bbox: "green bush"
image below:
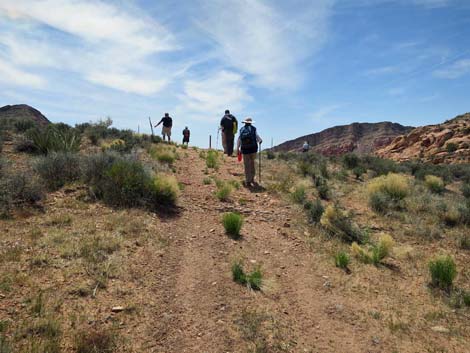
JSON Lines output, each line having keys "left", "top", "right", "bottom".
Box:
{"left": 203, "top": 177, "right": 212, "bottom": 185}
{"left": 14, "top": 118, "right": 36, "bottom": 133}
{"left": 216, "top": 183, "right": 232, "bottom": 202}
{"left": 369, "top": 191, "right": 393, "bottom": 214}
{"left": 429, "top": 255, "right": 457, "bottom": 290}
{"left": 81, "top": 153, "right": 178, "bottom": 210}
{"left": 351, "top": 234, "right": 394, "bottom": 266}
{"left": 222, "top": 212, "right": 243, "bottom": 238}
{"left": 14, "top": 136, "right": 38, "bottom": 153}
{"left": 231, "top": 261, "right": 262, "bottom": 290}
{"left": 206, "top": 150, "right": 219, "bottom": 169}
{"left": 27, "top": 127, "right": 81, "bottom": 155}
{"left": 266, "top": 150, "right": 275, "bottom": 159}
{"left": 149, "top": 144, "right": 177, "bottom": 164}
{"left": 424, "top": 175, "right": 445, "bottom": 194}
{"left": 461, "top": 183, "right": 470, "bottom": 199}
{"left": 458, "top": 234, "right": 470, "bottom": 250}
{"left": 33, "top": 152, "right": 81, "bottom": 190}
{"left": 458, "top": 202, "right": 470, "bottom": 225}
{"left": 334, "top": 251, "right": 350, "bottom": 269}
{"left": 320, "top": 205, "right": 365, "bottom": 243}
{"left": 367, "top": 173, "right": 409, "bottom": 213}
{"left": 353, "top": 166, "right": 367, "bottom": 180}
{"left": 291, "top": 183, "right": 307, "bottom": 204}
{"left": 0, "top": 164, "right": 44, "bottom": 217}
{"left": 362, "top": 156, "right": 398, "bottom": 176}
{"left": 316, "top": 182, "right": 330, "bottom": 200}
{"left": 446, "top": 142, "right": 458, "bottom": 153}
{"left": 307, "top": 199, "right": 324, "bottom": 223}
{"left": 342, "top": 153, "right": 360, "bottom": 169}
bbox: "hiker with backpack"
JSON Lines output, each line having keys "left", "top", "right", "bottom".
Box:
{"left": 237, "top": 117, "right": 262, "bottom": 187}
{"left": 220, "top": 109, "right": 238, "bottom": 156}
{"left": 155, "top": 113, "right": 173, "bottom": 142}
{"left": 182, "top": 126, "right": 190, "bottom": 145}
{"left": 302, "top": 141, "right": 310, "bottom": 153}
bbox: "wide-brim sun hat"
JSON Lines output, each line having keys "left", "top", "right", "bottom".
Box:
{"left": 243, "top": 117, "right": 255, "bottom": 124}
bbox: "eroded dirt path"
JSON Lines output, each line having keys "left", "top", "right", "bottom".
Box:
{"left": 133, "top": 149, "right": 391, "bottom": 353}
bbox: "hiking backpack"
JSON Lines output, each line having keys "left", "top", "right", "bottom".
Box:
{"left": 240, "top": 125, "right": 257, "bottom": 150}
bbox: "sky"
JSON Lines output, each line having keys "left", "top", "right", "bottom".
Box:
{"left": 1, "top": 0, "right": 469, "bottom": 147}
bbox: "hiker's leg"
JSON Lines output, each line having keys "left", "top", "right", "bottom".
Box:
{"left": 222, "top": 133, "right": 227, "bottom": 154}
{"left": 243, "top": 153, "right": 251, "bottom": 183}
{"left": 227, "top": 134, "right": 234, "bottom": 156}
{"left": 248, "top": 153, "right": 256, "bottom": 183}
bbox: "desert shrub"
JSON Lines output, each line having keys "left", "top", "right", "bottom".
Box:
{"left": 351, "top": 233, "right": 394, "bottom": 266}
{"left": 14, "top": 136, "right": 37, "bottom": 153}
{"left": 316, "top": 181, "right": 330, "bottom": 200}
{"left": 429, "top": 255, "right": 457, "bottom": 291}
{"left": 266, "top": 150, "right": 275, "bottom": 159}
{"left": 362, "top": 156, "right": 398, "bottom": 176}
{"left": 14, "top": 118, "right": 36, "bottom": 133}
{"left": 342, "top": 153, "right": 360, "bottom": 169}
{"left": 459, "top": 234, "right": 470, "bottom": 250}
{"left": 75, "top": 328, "right": 116, "bottom": 353}
{"left": 291, "top": 183, "right": 307, "bottom": 204}
{"left": 149, "top": 144, "right": 177, "bottom": 165}
{"left": 216, "top": 183, "right": 233, "bottom": 202}
{"left": 334, "top": 251, "right": 350, "bottom": 269}
{"left": 0, "top": 165, "right": 44, "bottom": 217}
{"left": 203, "top": 177, "right": 212, "bottom": 185}
{"left": 320, "top": 205, "right": 365, "bottom": 243}
{"left": 231, "top": 261, "right": 262, "bottom": 290}
{"left": 458, "top": 202, "right": 470, "bottom": 225}
{"left": 27, "top": 127, "right": 81, "bottom": 155}
{"left": 367, "top": 173, "right": 409, "bottom": 213}
{"left": 222, "top": 212, "right": 243, "bottom": 238}
{"left": 206, "top": 150, "right": 219, "bottom": 169}
{"left": 33, "top": 152, "right": 81, "bottom": 190}
{"left": 353, "top": 166, "right": 367, "bottom": 180}
{"left": 151, "top": 174, "right": 180, "bottom": 206}
{"left": 424, "top": 175, "right": 445, "bottom": 194}
{"left": 446, "top": 142, "right": 458, "bottom": 153}
{"left": 101, "top": 139, "right": 127, "bottom": 153}
{"left": 441, "top": 207, "right": 460, "bottom": 227}
{"left": 461, "top": 183, "right": 470, "bottom": 199}
{"left": 82, "top": 154, "right": 177, "bottom": 210}
{"left": 307, "top": 199, "right": 324, "bottom": 223}
{"left": 449, "top": 289, "right": 470, "bottom": 309}
{"left": 83, "top": 117, "right": 113, "bottom": 145}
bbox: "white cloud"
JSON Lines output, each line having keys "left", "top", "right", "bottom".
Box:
{"left": 197, "top": 0, "right": 333, "bottom": 89}
{"left": 177, "top": 71, "right": 251, "bottom": 122}
{"left": 0, "top": 57, "right": 45, "bottom": 88}
{"left": 0, "top": 0, "right": 177, "bottom": 94}
{"left": 433, "top": 59, "right": 470, "bottom": 79}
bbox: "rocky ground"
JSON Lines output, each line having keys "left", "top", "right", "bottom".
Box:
{"left": 0, "top": 146, "right": 469, "bottom": 352}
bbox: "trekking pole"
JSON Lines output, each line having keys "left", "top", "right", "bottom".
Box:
{"left": 259, "top": 142, "right": 262, "bottom": 184}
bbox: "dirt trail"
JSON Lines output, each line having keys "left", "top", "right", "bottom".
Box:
{"left": 131, "top": 149, "right": 387, "bottom": 353}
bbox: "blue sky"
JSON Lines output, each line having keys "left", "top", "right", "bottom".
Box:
{"left": 1, "top": 0, "right": 469, "bottom": 147}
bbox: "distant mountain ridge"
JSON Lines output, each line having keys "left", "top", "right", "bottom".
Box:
{"left": 273, "top": 122, "right": 413, "bottom": 156}
{"left": 377, "top": 113, "right": 470, "bottom": 164}
{"left": 0, "top": 104, "right": 50, "bottom": 126}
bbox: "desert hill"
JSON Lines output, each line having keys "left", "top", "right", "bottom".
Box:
{"left": 377, "top": 113, "right": 470, "bottom": 164}
{"left": 0, "top": 104, "right": 50, "bottom": 126}
{"left": 273, "top": 122, "right": 413, "bottom": 156}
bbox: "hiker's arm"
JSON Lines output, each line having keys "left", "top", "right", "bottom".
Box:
{"left": 256, "top": 133, "right": 263, "bottom": 144}
{"left": 154, "top": 118, "right": 163, "bottom": 127}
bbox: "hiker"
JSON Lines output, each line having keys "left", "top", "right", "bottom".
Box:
{"left": 302, "top": 141, "right": 310, "bottom": 153}
{"left": 237, "top": 117, "right": 262, "bottom": 186}
{"left": 182, "top": 126, "right": 190, "bottom": 145}
{"left": 220, "top": 109, "right": 238, "bottom": 156}
{"left": 155, "top": 113, "right": 173, "bottom": 142}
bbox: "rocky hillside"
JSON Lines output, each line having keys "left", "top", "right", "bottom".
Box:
{"left": 0, "top": 104, "right": 50, "bottom": 126}
{"left": 273, "top": 122, "right": 413, "bottom": 156}
{"left": 377, "top": 113, "right": 470, "bottom": 164}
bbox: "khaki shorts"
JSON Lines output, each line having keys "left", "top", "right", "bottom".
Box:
{"left": 162, "top": 126, "right": 172, "bottom": 136}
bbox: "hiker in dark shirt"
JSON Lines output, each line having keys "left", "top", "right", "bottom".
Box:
{"left": 155, "top": 113, "right": 173, "bottom": 142}
{"left": 182, "top": 126, "right": 190, "bottom": 145}
{"left": 220, "top": 109, "right": 238, "bottom": 156}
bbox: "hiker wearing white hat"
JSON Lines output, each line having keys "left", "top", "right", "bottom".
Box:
{"left": 237, "top": 117, "right": 263, "bottom": 186}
